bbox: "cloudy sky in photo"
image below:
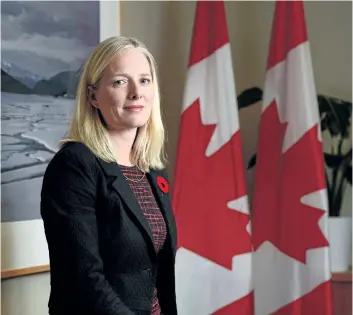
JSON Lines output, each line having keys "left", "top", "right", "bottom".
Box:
{"left": 1, "top": 1, "right": 99, "bottom": 78}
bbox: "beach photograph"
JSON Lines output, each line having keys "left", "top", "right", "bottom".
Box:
{"left": 1, "top": 1, "right": 100, "bottom": 223}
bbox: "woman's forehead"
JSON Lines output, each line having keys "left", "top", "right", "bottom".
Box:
{"left": 105, "top": 49, "right": 151, "bottom": 75}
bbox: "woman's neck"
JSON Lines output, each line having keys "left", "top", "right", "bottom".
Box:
{"left": 108, "top": 128, "right": 137, "bottom": 166}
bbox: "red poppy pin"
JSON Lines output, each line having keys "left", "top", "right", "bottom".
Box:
{"left": 157, "top": 176, "right": 169, "bottom": 193}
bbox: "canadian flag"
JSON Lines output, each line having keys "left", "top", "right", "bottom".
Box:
{"left": 251, "top": 1, "right": 333, "bottom": 315}
{"left": 172, "top": 1, "right": 253, "bottom": 314}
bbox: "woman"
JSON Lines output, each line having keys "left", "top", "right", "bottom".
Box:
{"left": 40, "top": 36, "right": 178, "bottom": 315}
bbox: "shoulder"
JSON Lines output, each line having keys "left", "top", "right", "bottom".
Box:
{"left": 52, "top": 141, "right": 96, "bottom": 165}
{"left": 45, "top": 142, "right": 98, "bottom": 177}
{"left": 58, "top": 141, "right": 96, "bottom": 160}
{"left": 42, "top": 142, "right": 99, "bottom": 195}
{"left": 151, "top": 167, "right": 170, "bottom": 182}
{"left": 160, "top": 168, "right": 169, "bottom": 180}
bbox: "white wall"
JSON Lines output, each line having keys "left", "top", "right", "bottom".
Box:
{"left": 2, "top": 2, "right": 351, "bottom": 315}
{"left": 1, "top": 272, "right": 50, "bottom": 315}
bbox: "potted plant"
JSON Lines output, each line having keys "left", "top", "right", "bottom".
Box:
{"left": 238, "top": 87, "right": 352, "bottom": 272}
{"left": 317, "top": 94, "right": 352, "bottom": 272}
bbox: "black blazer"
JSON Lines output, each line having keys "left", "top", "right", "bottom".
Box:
{"left": 40, "top": 142, "right": 178, "bottom": 315}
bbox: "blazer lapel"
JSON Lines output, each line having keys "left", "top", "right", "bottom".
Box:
{"left": 146, "top": 170, "right": 177, "bottom": 254}
{"left": 97, "top": 159, "right": 155, "bottom": 253}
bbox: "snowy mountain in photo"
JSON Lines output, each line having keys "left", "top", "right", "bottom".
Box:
{"left": 1, "top": 62, "right": 82, "bottom": 98}
{"left": 1, "top": 60, "right": 43, "bottom": 88}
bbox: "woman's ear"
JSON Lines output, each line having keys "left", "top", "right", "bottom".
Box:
{"left": 87, "top": 86, "right": 99, "bottom": 109}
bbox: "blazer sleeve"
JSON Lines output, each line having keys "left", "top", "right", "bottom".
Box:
{"left": 40, "top": 146, "right": 134, "bottom": 315}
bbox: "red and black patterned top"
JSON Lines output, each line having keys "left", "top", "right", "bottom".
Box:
{"left": 119, "top": 165, "right": 167, "bottom": 315}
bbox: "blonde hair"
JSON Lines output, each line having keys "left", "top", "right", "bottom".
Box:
{"left": 61, "top": 36, "right": 166, "bottom": 172}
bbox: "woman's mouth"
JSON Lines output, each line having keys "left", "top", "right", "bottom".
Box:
{"left": 124, "top": 105, "right": 144, "bottom": 112}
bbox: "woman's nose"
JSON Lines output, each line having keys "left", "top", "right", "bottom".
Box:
{"left": 129, "top": 92, "right": 142, "bottom": 100}
{"left": 128, "top": 81, "right": 142, "bottom": 100}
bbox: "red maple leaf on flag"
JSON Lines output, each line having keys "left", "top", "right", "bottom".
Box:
{"left": 213, "top": 292, "right": 254, "bottom": 315}
{"left": 173, "top": 100, "right": 250, "bottom": 270}
{"left": 252, "top": 100, "right": 329, "bottom": 263}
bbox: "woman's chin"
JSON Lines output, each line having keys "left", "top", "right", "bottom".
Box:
{"left": 124, "top": 118, "right": 149, "bottom": 129}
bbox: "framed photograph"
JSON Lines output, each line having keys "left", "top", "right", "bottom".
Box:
{"left": 1, "top": 0, "right": 120, "bottom": 278}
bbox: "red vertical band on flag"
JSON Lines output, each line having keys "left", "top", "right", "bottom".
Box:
{"left": 272, "top": 281, "right": 333, "bottom": 315}
{"left": 189, "top": 1, "right": 229, "bottom": 66}
{"left": 214, "top": 292, "right": 254, "bottom": 315}
{"left": 267, "top": 1, "right": 308, "bottom": 69}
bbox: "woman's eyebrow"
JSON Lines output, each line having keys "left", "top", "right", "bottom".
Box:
{"left": 112, "top": 73, "right": 152, "bottom": 77}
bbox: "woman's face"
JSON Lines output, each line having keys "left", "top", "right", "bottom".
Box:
{"left": 91, "top": 48, "right": 155, "bottom": 132}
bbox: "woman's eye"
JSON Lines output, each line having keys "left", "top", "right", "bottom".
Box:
{"left": 114, "top": 80, "right": 125, "bottom": 86}
{"left": 141, "top": 78, "right": 151, "bottom": 85}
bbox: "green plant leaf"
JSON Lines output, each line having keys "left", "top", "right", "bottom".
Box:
{"left": 318, "top": 94, "right": 352, "bottom": 138}
{"left": 324, "top": 153, "right": 344, "bottom": 168}
{"left": 237, "top": 87, "right": 263, "bottom": 110}
{"left": 345, "top": 166, "right": 352, "bottom": 185}
{"left": 247, "top": 154, "right": 257, "bottom": 169}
